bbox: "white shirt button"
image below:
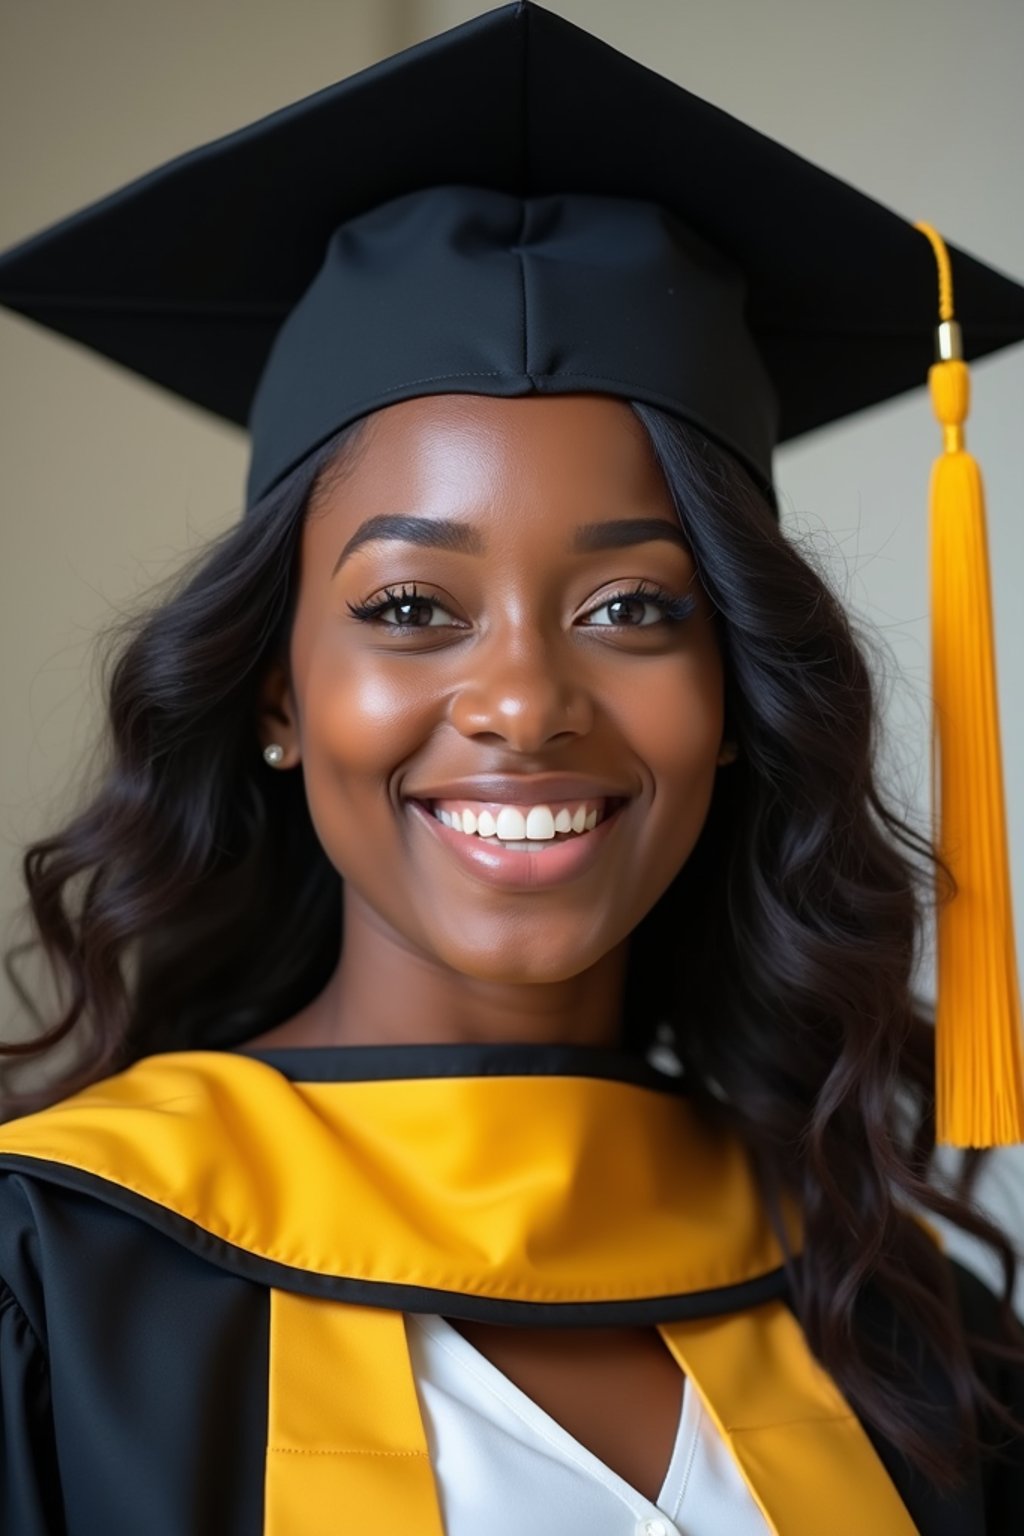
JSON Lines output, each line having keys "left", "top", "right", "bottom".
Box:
{"left": 635, "top": 1520, "right": 669, "bottom": 1536}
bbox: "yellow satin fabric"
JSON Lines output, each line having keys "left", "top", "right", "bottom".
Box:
{"left": 265, "top": 1292, "right": 444, "bottom": 1536}
{"left": 0, "top": 1050, "right": 796, "bottom": 1300}
{"left": 659, "top": 1305, "right": 919, "bottom": 1535}
{"left": 264, "top": 1292, "right": 918, "bottom": 1536}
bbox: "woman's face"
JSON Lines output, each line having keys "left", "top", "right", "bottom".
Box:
{"left": 260, "top": 394, "right": 733, "bottom": 988}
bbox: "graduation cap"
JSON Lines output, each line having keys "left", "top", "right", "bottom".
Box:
{"left": 1, "top": 0, "right": 1022, "bottom": 1147}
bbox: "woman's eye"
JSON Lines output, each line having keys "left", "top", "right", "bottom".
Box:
{"left": 582, "top": 585, "right": 698, "bottom": 628}
{"left": 379, "top": 595, "right": 451, "bottom": 626}
{"left": 346, "top": 585, "right": 459, "bottom": 628}
{"left": 585, "top": 597, "right": 655, "bottom": 626}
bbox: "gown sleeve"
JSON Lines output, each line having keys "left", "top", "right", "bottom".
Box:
{"left": 0, "top": 1163, "right": 68, "bottom": 1536}
{"left": 0, "top": 1279, "right": 64, "bottom": 1535}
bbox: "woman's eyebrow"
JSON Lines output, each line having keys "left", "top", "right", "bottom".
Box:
{"left": 333, "top": 515, "right": 482, "bottom": 573}
{"left": 574, "top": 518, "right": 689, "bottom": 555}
{"left": 332, "top": 514, "right": 689, "bottom": 575}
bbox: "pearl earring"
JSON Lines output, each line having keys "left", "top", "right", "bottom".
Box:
{"left": 263, "top": 744, "right": 285, "bottom": 767}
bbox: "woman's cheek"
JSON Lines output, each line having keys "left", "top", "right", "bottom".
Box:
{"left": 619, "top": 646, "right": 724, "bottom": 777}
{"left": 301, "top": 632, "right": 437, "bottom": 774}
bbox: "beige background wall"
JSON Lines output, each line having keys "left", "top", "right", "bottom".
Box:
{"left": 2, "top": 0, "right": 1023, "bottom": 1294}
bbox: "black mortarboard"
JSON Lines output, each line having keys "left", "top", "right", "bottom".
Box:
{"left": 1, "top": 0, "right": 1023, "bottom": 1147}
{"left": 0, "top": 0, "right": 1021, "bottom": 509}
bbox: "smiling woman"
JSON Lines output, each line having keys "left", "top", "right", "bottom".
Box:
{"left": 247, "top": 394, "right": 731, "bottom": 1015}
{"left": 1, "top": 4, "right": 1024, "bottom": 1535}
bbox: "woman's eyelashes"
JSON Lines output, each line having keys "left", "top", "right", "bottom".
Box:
{"left": 346, "top": 583, "right": 452, "bottom": 629}
{"left": 345, "top": 579, "right": 697, "bottom": 633}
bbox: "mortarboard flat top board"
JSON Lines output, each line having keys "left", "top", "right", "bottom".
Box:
{"left": 0, "top": 0, "right": 1022, "bottom": 508}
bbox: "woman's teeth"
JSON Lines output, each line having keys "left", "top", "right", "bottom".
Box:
{"left": 431, "top": 801, "right": 604, "bottom": 851}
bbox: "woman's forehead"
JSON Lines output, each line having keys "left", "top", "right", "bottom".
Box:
{"left": 309, "top": 394, "right": 674, "bottom": 527}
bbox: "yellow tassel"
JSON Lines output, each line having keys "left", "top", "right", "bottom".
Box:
{"left": 915, "top": 220, "right": 1024, "bottom": 1147}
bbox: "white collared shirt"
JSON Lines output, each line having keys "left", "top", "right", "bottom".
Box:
{"left": 405, "top": 1312, "right": 770, "bottom": 1536}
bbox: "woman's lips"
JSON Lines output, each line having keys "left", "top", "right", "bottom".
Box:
{"left": 406, "top": 797, "right": 628, "bottom": 891}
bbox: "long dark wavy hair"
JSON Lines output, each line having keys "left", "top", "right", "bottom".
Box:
{"left": 3, "top": 400, "right": 1023, "bottom": 1488}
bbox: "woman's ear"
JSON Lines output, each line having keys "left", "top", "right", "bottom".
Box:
{"left": 256, "top": 659, "right": 301, "bottom": 768}
{"left": 716, "top": 737, "right": 739, "bottom": 766}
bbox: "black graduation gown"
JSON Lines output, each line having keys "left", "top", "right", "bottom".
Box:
{"left": 0, "top": 1043, "right": 1021, "bottom": 1535}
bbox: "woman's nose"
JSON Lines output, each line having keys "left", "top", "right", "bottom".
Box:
{"left": 446, "top": 633, "right": 595, "bottom": 751}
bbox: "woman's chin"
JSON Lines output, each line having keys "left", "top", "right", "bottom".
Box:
{"left": 414, "top": 921, "right": 628, "bottom": 990}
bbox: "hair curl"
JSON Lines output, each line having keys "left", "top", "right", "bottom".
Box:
{"left": 3, "top": 401, "right": 1023, "bottom": 1489}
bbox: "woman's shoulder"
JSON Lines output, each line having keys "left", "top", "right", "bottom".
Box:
{"left": 0, "top": 1052, "right": 268, "bottom": 1330}
{"left": 0, "top": 1049, "right": 283, "bottom": 1203}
